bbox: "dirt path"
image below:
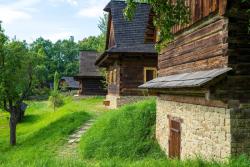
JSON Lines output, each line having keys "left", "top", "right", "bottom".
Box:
{"left": 58, "top": 119, "right": 96, "bottom": 158}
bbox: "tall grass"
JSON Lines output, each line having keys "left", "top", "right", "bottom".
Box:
{"left": 0, "top": 97, "right": 104, "bottom": 167}
{"left": 80, "top": 99, "right": 165, "bottom": 159}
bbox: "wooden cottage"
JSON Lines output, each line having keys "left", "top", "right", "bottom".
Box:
{"left": 140, "top": 0, "right": 250, "bottom": 160}
{"left": 74, "top": 51, "right": 106, "bottom": 96}
{"left": 60, "top": 77, "right": 79, "bottom": 91}
{"left": 95, "top": 0, "right": 158, "bottom": 109}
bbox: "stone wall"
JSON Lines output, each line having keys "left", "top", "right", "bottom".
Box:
{"left": 156, "top": 96, "right": 231, "bottom": 160}
{"left": 106, "top": 94, "right": 152, "bottom": 109}
{"left": 230, "top": 107, "right": 250, "bottom": 156}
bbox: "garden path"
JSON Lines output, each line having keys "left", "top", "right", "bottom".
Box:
{"left": 58, "top": 118, "right": 96, "bottom": 158}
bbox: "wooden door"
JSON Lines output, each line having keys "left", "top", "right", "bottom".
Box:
{"left": 169, "top": 119, "right": 181, "bottom": 159}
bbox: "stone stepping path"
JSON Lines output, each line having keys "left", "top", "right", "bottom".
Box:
{"left": 58, "top": 119, "right": 96, "bottom": 158}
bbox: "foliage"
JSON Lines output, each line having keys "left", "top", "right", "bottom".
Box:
{"left": 80, "top": 99, "right": 164, "bottom": 159}
{"left": 30, "top": 37, "right": 79, "bottom": 84}
{"left": 78, "top": 35, "right": 105, "bottom": 52}
{"left": 124, "top": 0, "right": 190, "bottom": 46}
{"left": 0, "top": 23, "right": 43, "bottom": 145}
{"left": 98, "top": 13, "right": 109, "bottom": 35}
{"left": 0, "top": 98, "right": 101, "bottom": 167}
{"left": 49, "top": 71, "right": 63, "bottom": 111}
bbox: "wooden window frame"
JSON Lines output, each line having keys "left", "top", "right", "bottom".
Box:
{"left": 144, "top": 67, "right": 157, "bottom": 83}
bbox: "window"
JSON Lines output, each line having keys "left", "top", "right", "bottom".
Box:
{"left": 144, "top": 67, "right": 157, "bottom": 83}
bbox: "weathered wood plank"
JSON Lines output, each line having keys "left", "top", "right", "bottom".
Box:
{"left": 159, "top": 56, "right": 228, "bottom": 76}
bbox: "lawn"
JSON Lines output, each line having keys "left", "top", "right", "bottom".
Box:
{"left": 0, "top": 97, "right": 250, "bottom": 167}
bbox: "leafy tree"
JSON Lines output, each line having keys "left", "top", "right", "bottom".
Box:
{"left": 49, "top": 71, "right": 63, "bottom": 112}
{"left": 98, "top": 13, "right": 108, "bottom": 35}
{"left": 0, "top": 24, "right": 39, "bottom": 145}
{"left": 30, "top": 37, "right": 79, "bottom": 85}
{"left": 124, "top": 0, "right": 190, "bottom": 44}
{"left": 79, "top": 36, "right": 105, "bottom": 52}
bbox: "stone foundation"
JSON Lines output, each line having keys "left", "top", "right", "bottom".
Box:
{"left": 106, "top": 94, "right": 151, "bottom": 109}
{"left": 156, "top": 97, "right": 250, "bottom": 161}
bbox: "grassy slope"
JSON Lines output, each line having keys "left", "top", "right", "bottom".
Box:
{"left": 0, "top": 98, "right": 250, "bottom": 167}
{"left": 80, "top": 99, "right": 163, "bottom": 159}
{"left": 0, "top": 97, "right": 105, "bottom": 167}
{"left": 79, "top": 99, "right": 250, "bottom": 167}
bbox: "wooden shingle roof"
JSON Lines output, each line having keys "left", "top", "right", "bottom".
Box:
{"left": 104, "top": 0, "right": 156, "bottom": 51}
{"left": 76, "top": 51, "right": 102, "bottom": 78}
{"left": 139, "top": 68, "right": 232, "bottom": 89}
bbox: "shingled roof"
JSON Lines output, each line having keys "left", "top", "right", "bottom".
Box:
{"left": 96, "top": 0, "right": 157, "bottom": 65}
{"left": 104, "top": 0, "right": 155, "bottom": 48}
{"left": 139, "top": 68, "right": 232, "bottom": 89}
{"left": 75, "top": 51, "right": 102, "bottom": 78}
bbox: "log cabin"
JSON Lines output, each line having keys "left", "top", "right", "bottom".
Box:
{"left": 60, "top": 77, "right": 79, "bottom": 91}
{"left": 140, "top": 0, "right": 250, "bottom": 161}
{"left": 74, "top": 51, "right": 106, "bottom": 96}
{"left": 95, "top": 0, "right": 158, "bottom": 108}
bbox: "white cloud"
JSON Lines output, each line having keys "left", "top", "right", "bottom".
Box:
{"left": 48, "top": 0, "right": 79, "bottom": 6}
{"left": 0, "top": 6, "right": 32, "bottom": 24}
{"left": 0, "top": 0, "right": 41, "bottom": 24}
{"left": 66, "top": 0, "right": 78, "bottom": 6}
{"left": 77, "top": 0, "right": 109, "bottom": 18}
{"left": 77, "top": 6, "right": 103, "bottom": 18}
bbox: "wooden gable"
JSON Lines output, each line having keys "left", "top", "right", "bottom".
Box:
{"left": 106, "top": 13, "right": 116, "bottom": 50}
{"left": 145, "top": 10, "right": 157, "bottom": 44}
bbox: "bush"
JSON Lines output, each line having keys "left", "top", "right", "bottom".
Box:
{"left": 79, "top": 99, "right": 165, "bottom": 160}
{"left": 48, "top": 91, "right": 64, "bottom": 111}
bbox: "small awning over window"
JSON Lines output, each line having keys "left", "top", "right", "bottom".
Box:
{"left": 139, "top": 68, "right": 232, "bottom": 89}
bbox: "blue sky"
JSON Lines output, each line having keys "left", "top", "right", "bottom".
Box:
{"left": 0, "top": 0, "right": 110, "bottom": 43}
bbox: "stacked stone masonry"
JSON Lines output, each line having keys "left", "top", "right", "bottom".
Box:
{"left": 156, "top": 96, "right": 250, "bottom": 160}
{"left": 106, "top": 95, "right": 152, "bottom": 109}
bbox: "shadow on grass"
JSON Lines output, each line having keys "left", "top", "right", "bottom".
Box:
{"left": 20, "top": 111, "right": 91, "bottom": 147}
{"left": 20, "top": 114, "right": 41, "bottom": 124}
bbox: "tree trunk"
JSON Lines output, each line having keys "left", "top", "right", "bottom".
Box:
{"left": 9, "top": 110, "right": 17, "bottom": 146}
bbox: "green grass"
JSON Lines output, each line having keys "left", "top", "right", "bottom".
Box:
{"left": 0, "top": 97, "right": 250, "bottom": 167}
{"left": 80, "top": 99, "right": 163, "bottom": 159}
{"left": 0, "top": 97, "right": 105, "bottom": 167}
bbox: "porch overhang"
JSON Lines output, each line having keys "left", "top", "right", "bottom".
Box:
{"left": 139, "top": 68, "right": 232, "bottom": 89}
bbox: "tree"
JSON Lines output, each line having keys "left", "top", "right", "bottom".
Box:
{"left": 0, "top": 24, "right": 39, "bottom": 145}
{"left": 30, "top": 37, "right": 79, "bottom": 85}
{"left": 98, "top": 13, "right": 108, "bottom": 35}
{"left": 49, "top": 71, "right": 63, "bottom": 112}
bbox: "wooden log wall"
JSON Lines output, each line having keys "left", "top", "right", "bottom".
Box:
{"left": 227, "top": 1, "right": 250, "bottom": 75}
{"left": 120, "top": 55, "right": 157, "bottom": 96}
{"left": 212, "top": 1, "right": 250, "bottom": 102}
{"left": 107, "top": 61, "right": 120, "bottom": 95}
{"left": 171, "top": 0, "right": 224, "bottom": 34}
{"left": 81, "top": 78, "right": 106, "bottom": 96}
{"left": 159, "top": 15, "right": 228, "bottom": 76}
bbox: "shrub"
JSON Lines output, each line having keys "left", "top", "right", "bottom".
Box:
{"left": 48, "top": 71, "right": 63, "bottom": 111}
